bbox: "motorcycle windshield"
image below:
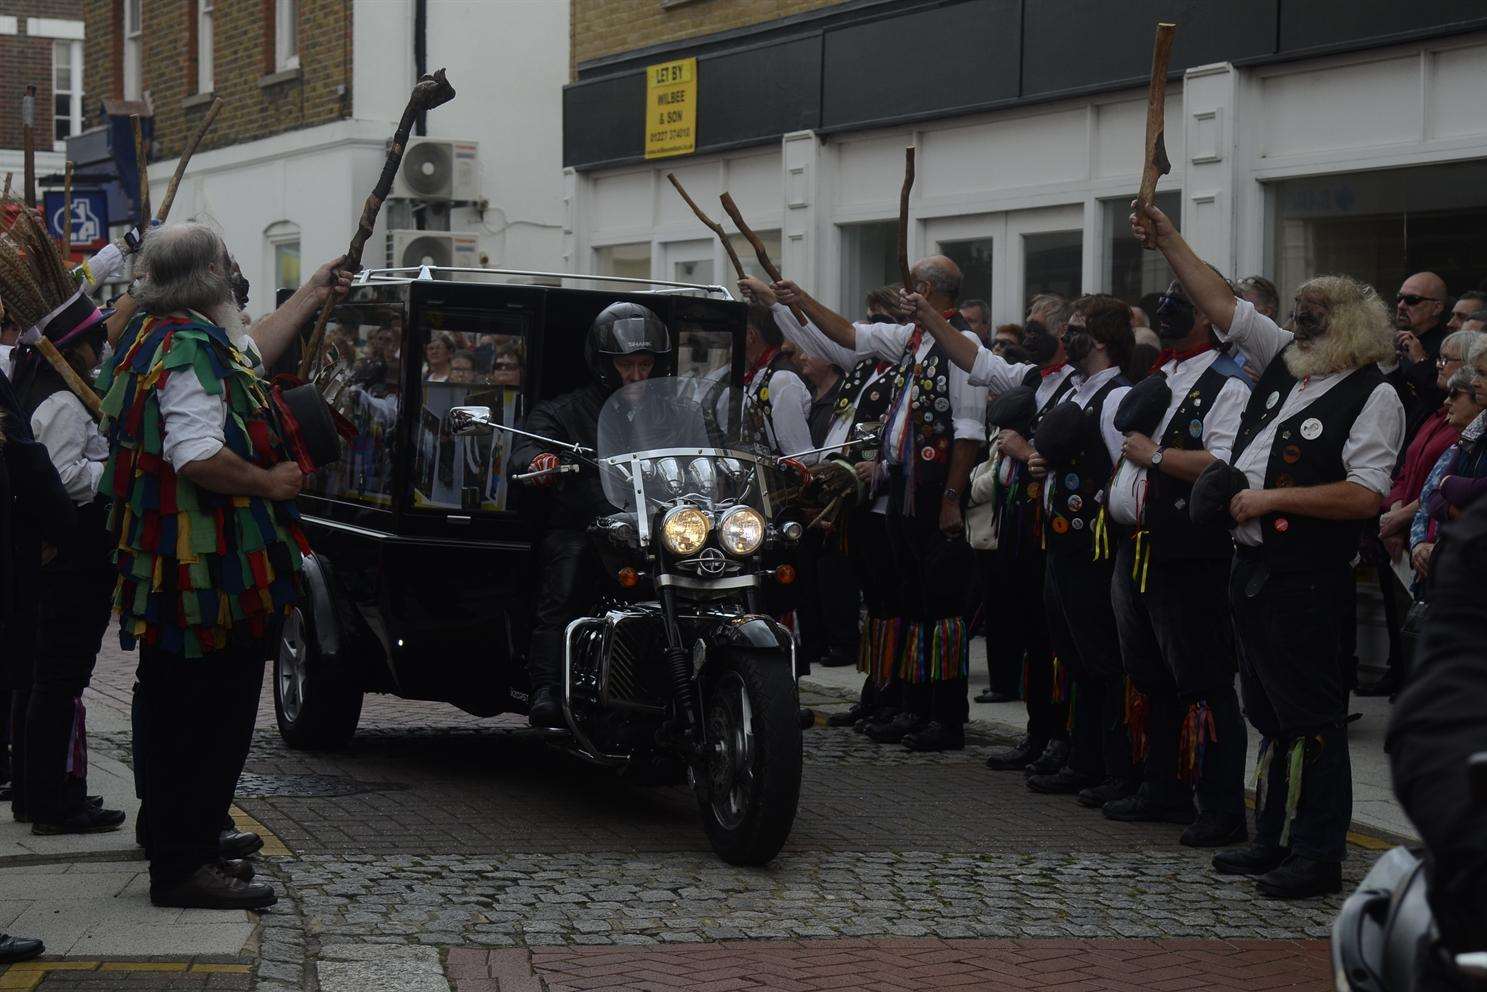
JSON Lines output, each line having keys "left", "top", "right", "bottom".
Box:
{"left": 598, "top": 376, "right": 755, "bottom": 511}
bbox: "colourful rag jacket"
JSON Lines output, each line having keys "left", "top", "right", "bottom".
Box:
{"left": 95, "top": 311, "right": 308, "bottom": 657}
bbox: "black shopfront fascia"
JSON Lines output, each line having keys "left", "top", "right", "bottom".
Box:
{"left": 563, "top": 0, "right": 1487, "bottom": 172}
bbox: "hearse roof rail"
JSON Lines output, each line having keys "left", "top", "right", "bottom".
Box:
{"left": 353, "top": 266, "right": 735, "bottom": 299}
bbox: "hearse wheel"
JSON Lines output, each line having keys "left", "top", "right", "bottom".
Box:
{"left": 274, "top": 605, "right": 363, "bottom": 750}
{"left": 694, "top": 653, "right": 802, "bottom": 866}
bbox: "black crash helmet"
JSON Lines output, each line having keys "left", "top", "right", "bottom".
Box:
{"left": 586, "top": 302, "right": 673, "bottom": 391}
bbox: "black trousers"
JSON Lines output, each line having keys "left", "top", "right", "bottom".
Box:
{"left": 1044, "top": 542, "right": 1134, "bottom": 782}
{"left": 1230, "top": 554, "right": 1353, "bottom": 862}
{"left": 528, "top": 528, "right": 603, "bottom": 696}
{"left": 138, "top": 636, "right": 266, "bottom": 889}
{"left": 883, "top": 511, "right": 974, "bottom": 727}
{"left": 795, "top": 531, "right": 860, "bottom": 666}
{"left": 12, "top": 552, "right": 114, "bottom": 822}
{"left": 978, "top": 549, "right": 1021, "bottom": 697}
{"left": 1110, "top": 542, "right": 1245, "bottom": 815}
{"left": 992, "top": 540, "right": 1063, "bottom": 742}
{"left": 848, "top": 510, "right": 898, "bottom": 713}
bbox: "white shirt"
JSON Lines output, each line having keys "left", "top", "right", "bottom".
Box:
{"left": 1219, "top": 299, "right": 1405, "bottom": 546}
{"left": 770, "top": 303, "right": 858, "bottom": 372}
{"left": 31, "top": 391, "right": 109, "bottom": 505}
{"left": 1106, "top": 350, "right": 1250, "bottom": 527}
{"left": 745, "top": 360, "right": 815, "bottom": 462}
{"left": 0, "top": 344, "right": 12, "bottom": 377}
{"left": 1039, "top": 366, "right": 1128, "bottom": 512}
{"left": 159, "top": 325, "right": 263, "bottom": 473}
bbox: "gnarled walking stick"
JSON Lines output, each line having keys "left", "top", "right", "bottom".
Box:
{"left": 1138, "top": 23, "right": 1177, "bottom": 210}
{"left": 666, "top": 173, "right": 746, "bottom": 280}
{"left": 898, "top": 146, "right": 915, "bottom": 292}
{"left": 36, "top": 337, "right": 101, "bottom": 418}
{"left": 131, "top": 114, "right": 150, "bottom": 226}
{"left": 718, "top": 192, "right": 805, "bottom": 324}
{"left": 156, "top": 97, "right": 222, "bottom": 222}
{"left": 299, "top": 69, "right": 456, "bottom": 378}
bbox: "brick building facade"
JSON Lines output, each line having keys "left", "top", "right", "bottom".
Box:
{"left": 81, "top": 0, "right": 351, "bottom": 160}
{"left": 0, "top": 1, "right": 86, "bottom": 155}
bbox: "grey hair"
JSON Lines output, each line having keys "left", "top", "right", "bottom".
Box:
{"left": 132, "top": 223, "right": 235, "bottom": 318}
{"left": 1441, "top": 330, "right": 1477, "bottom": 361}
{"left": 960, "top": 298, "right": 989, "bottom": 321}
{"left": 1468, "top": 333, "right": 1487, "bottom": 365}
{"left": 1466, "top": 309, "right": 1487, "bottom": 325}
{"left": 1448, "top": 367, "right": 1476, "bottom": 393}
{"left": 1236, "top": 275, "right": 1279, "bottom": 313}
{"left": 1029, "top": 293, "right": 1073, "bottom": 336}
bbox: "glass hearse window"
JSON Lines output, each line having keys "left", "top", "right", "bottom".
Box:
{"left": 302, "top": 304, "right": 402, "bottom": 507}
{"left": 413, "top": 305, "right": 528, "bottom": 513}
{"left": 673, "top": 323, "right": 739, "bottom": 443}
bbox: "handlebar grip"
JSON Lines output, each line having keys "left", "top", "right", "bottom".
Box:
{"left": 514, "top": 463, "right": 581, "bottom": 483}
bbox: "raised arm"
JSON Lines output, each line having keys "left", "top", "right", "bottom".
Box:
{"left": 904, "top": 292, "right": 980, "bottom": 372}
{"left": 772, "top": 280, "right": 858, "bottom": 353}
{"left": 738, "top": 277, "right": 856, "bottom": 369}
{"left": 250, "top": 255, "right": 352, "bottom": 370}
{"left": 1130, "top": 200, "right": 1237, "bottom": 332}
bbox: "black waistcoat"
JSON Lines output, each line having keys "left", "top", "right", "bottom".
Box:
{"left": 1001, "top": 368, "right": 1076, "bottom": 538}
{"left": 1230, "top": 346, "right": 1384, "bottom": 572}
{"left": 1044, "top": 374, "right": 1127, "bottom": 551}
{"left": 832, "top": 358, "right": 893, "bottom": 467}
{"left": 1143, "top": 355, "right": 1248, "bottom": 561}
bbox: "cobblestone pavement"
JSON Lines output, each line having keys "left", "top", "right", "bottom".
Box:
{"left": 66, "top": 638, "right": 1381, "bottom": 990}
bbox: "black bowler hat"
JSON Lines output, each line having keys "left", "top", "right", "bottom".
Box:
{"left": 1114, "top": 371, "right": 1171, "bottom": 437}
{"left": 987, "top": 385, "right": 1036, "bottom": 438}
{"left": 1032, "top": 400, "right": 1085, "bottom": 468}
{"left": 1189, "top": 458, "right": 1249, "bottom": 528}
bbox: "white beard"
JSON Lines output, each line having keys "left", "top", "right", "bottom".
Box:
{"left": 1283, "top": 333, "right": 1354, "bottom": 379}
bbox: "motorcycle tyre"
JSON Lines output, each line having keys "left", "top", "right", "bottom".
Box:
{"left": 695, "top": 651, "right": 802, "bottom": 866}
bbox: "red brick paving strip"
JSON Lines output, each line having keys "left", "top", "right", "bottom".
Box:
{"left": 446, "top": 939, "right": 1332, "bottom": 992}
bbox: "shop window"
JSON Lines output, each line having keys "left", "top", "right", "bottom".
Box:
{"left": 840, "top": 221, "right": 897, "bottom": 319}
{"left": 413, "top": 308, "right": 528, "bottom": 513}
{"left": 303, "top": 306, "right": 403, "bottom": 508}
{"left": 940, "top": 238, "right": 993, "bottom": 316}
{"left": 1104, "top": 191, "right": 1181, "bottom": 304}
{"left": 1022, "top": 230, "right": 1082, "bottom": 306}
{"left": 123, "top": 0, "right": 142, "bottom": 99}
{"left": 265, "top": 221, "right": 301, "bottom": 303}
{"left": 673, "top": 257, "right": 714, "bottom": 285}
{"left": 52, "top": 40, "right": 83, "bottom": 149}
{"left": 727, "top": 231, "right": 782, "bottom": 282}
{"left": 1270, "top": 161, "right": 1487, "bottom": 305}
{"left": 594, "top": 242, "right": 651, "bottom": 289}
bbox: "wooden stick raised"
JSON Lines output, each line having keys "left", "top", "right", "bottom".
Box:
{"left": 35, "top": 337, "right": 102, "bottom": 418}
{"left": 131, "top": 114, "right": 151, "bottom": 226}
{"left": 21, "top": 85, "right": 37, "bottom": 208}
{"left": 898, "top": 146, "right": 915, "bottom": 292}
{"left": 717, "top": 192, "right": 805, "bottom": 324}
{"left": 61, "top": 161, "right": 73, "bottom": 257}
{"left": 298, "top": 69, "right": 456, "bottom": 379}
{"left": 156, "top": 97, "right": 222, "bottom": 222}
{"left": 1137, "top": 23, "right": 1177, "bottom": 210}
{"left": 666, "top": 173, "right": 746, "bottom": 281}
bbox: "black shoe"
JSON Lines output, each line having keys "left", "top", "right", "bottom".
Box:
{"left": 31, "top": 805, "right": 126, "bottom": 835}
{"left": 902, "top": 721, "right": 964, "bottom": 752}
{"left": 986, "top": 736, "right": 1046, "bottom": 771}
{"left": 18, "top": 794, "right": 102, "bottom": 826}
{"left": 219, "top": 858, "right": 255, "bottom": 882}
{"left": 865, "top": 712, "right": 922, "bottom": 744}
{"left": 1212, "top": 843, "right": 1290, "bottom": 876}
{"left": 528, "top": 687, "right": 564, "bottom": 729}
{"left": 1024, "top": 739, "right": 1070, "bottom": 778}
{"left": 1101, "top": 793, "right": 1196, "bottom": 823}
{"left": 1181, "top": 812, "right": 1248, "bottom": 848}
{"left": 826, "top": 704, "right": 865, "bottom": 728}
{"left": 974, "top": 688, "right": 1017, "bottom": 704}
{"left": 1027, "top": 767, "right": 1099, "bottom": 795}
{"left": 1255, "top": 855, "right": 1343, "bottom": 899}
{"left": 0, "top": 786, "right": 11, "bottom": 803}
{"left": 150, "top": 865, "right": 276, "bottom": 910}
{"left": 855, "top": 706, "right": 898, "bottom": 735}
{"left": 0, "top": 934, "right": 43, "bottom": 964}
{"left": 1354, "top": 678, "right": 1397, "bottom": 698}
{"left": 1076, "top": 778, "right": 1140, "bottom": 809}
{"left": 219, "top": 829, "right": 263, "bottom": 860}
{"left": 799, "top": 708, "right": 817, "bottom": 730}
{"left": 817, "top": 650, "right": 857, "bottom": 668}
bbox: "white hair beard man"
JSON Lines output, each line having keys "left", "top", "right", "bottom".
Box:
{"left": 1131, "top": 200, "right": 1404, "bottom": 900}
{"left": 97, "top": 223, "right": 348, "bottom": 910}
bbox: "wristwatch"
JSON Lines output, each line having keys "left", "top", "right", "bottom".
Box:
{"left": 942, "top": 487, "right": 960, "bottom": 501}
{"left": 1150, "top": 446, "right": 1166, "bottom": 467}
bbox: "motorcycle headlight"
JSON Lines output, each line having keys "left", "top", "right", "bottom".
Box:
{"left": 718, "top": 506, "right": 766, "bottom": 557}
{"left": 661, "top": 506, "right": 710, "bottom": 556}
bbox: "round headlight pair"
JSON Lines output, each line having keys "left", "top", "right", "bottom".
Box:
{"left": 659, "top": 505, "right": 766, "bottom": 557}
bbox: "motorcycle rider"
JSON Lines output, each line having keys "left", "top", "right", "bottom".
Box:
{"left": 510, "top": 302, "right": 672, "bottom": 728}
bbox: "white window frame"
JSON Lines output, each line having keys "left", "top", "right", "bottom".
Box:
{"left": 52, "top": 39, "right": 83, "bottom": 151}
{"left": 265, "top": 221, "right": 303, "bottom": 312}
{"left": 123, "top": 0, "right": 142, "bottom": 99}
{"left": 196, "top": 0, "right": 214, "bottom": 93}
{"left": 274, "top": 0, "right": 299, "bottom": 71}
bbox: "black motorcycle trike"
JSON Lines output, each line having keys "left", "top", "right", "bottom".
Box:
{"left": 279, "top": 266, "right": 804, "bottom": 864}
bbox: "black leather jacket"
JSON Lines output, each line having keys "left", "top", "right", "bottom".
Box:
{"left": 509, "top": 383, "right": 615, "bottom": 530}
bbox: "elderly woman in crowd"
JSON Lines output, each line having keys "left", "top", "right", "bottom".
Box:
{"left": 1409, "top": 358, "right": 1487, "bottom": 581}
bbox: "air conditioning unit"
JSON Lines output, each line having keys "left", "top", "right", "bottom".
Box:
{"left": 388, "top": 230, "right": 480, "bottom": 270}
{"left": 390, "top": 137, "right": 479, "bottom": 202}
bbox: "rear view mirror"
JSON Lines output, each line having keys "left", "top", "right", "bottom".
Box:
{"left": 450, "top": 406, "right": 495, "bottom": 437}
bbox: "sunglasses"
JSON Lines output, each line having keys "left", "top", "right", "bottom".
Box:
{"left": 1155, "top": 293, "right": 1194, "bottom": 313}
{"left": 1396, "top": 293, "right": 1440, "bottom": 307}
{"left": 230, "top": 271, "right": 250, "bottom": 309}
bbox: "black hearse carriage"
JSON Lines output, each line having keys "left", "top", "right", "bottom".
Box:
{"left": 281, "top": 265, "right": 804, "bottom": 863}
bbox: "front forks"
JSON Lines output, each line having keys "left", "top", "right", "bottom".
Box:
{"left": 658, "top": 588, "right": 704, "bottom": 746}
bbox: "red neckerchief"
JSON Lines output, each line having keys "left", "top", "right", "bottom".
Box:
{"left": 744, "top": 346, "right": 780, "bottom": 386}
{"left": 1040, "top": 363, "right": 1064, "bottom": 379}
{"left": 1150, "top": 341, "right": 1214, "bottom": 374}
{"left": 942, "top": 308, "right": 959, "bottom": 321}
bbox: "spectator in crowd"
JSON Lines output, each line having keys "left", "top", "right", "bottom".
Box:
{"left": 1421, "top": 339, "right": 1487, "bottom": 536}
{"left": 1236, "top": 276, "right": 1280, "bottom": 320}
{"left": 1408, "top": 368, "right": 1486, "bottom": 583}
{"left": 1445, "top": 290, "right": 1487, "bottom": 332}
{"left": 960, "top": 299, "right": 992, "bottom": 345}
{"left": 1392, "top": 272, "right": 1452, "bottom": 428}
{"left": 490, "top": 344, "right": 522, "bottom": 387}
{"left": 992, "top": 323, "right": 1023, "bottom": 355}
{"left": 1460, "top": 310, "right": 1487, "bottom": 335}
{"left": 449, "top": 350, "right": 479, "bottom": 385}
{"left": 1130, "top": 305, "right": 1151, "bottom": 330}
{"left": 425, "top": 332, "right": 458, "bottom": 382}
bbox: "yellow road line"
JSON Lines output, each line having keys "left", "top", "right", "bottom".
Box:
{"left": 190, "top": 963, "right": 252, "bottom": 973}
{"left": 5, "top": 962, "right": 97, "bottom": 972}
{"left": 229, "top": 804, "right": 292, "bottom": 857}
{"left": 100, "top": 962, "right": 188, "bottom": 972}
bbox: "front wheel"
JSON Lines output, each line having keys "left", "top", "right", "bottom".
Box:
{"left": 693, "top": 653, "right": 802, "bottom": 865}
{"left": 274, "top": 605, "right": 364, "bottom": 750}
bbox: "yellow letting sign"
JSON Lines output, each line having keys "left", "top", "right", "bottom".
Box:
{"left": 645, "top": 57, "right": 696, "bottom": 159}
